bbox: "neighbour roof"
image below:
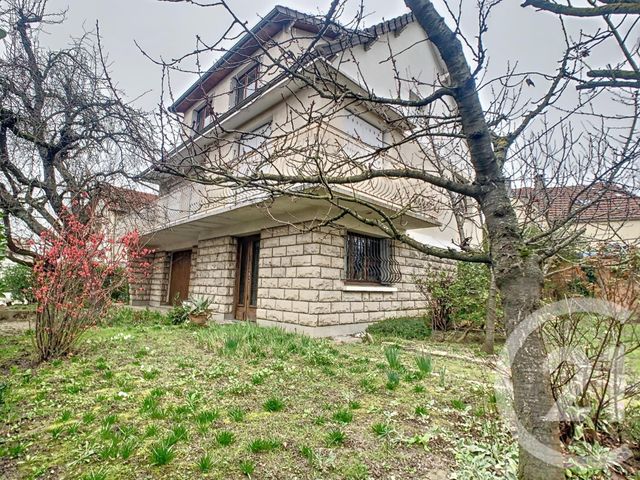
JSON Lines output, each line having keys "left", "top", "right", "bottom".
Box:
{"left": 97, "top": 185, "right": 158, "bottom": 213}
{"left": 170, "top": 5, "right": 416, "bottom": 113}
{"left": 514, "top": 182, "right": 640, "bottom": 223}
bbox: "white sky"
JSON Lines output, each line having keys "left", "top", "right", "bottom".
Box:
{"left": 39, "top": 0, "right": 598, "bottom": 112}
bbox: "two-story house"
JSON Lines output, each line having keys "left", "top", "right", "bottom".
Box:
{"left": 129, "top": 6, "right": 467, "bottom": 336}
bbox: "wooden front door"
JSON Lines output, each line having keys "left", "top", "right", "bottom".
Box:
{"left": 168, "top": 250, "right": 192, "bottom": 304}
{"left": 234, "top": 235, "right": 260, "bottom": 321}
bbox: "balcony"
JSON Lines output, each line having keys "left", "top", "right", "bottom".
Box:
{"left": 125, "top": 125, "right": 437, "bottom": 237}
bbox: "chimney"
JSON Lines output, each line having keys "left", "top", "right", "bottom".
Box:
{"left": 534, "top": 173, "right": 545, "bottom": 193}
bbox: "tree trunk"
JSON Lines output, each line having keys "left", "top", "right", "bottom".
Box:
{"left": 483, "top": 185, "right": 564, "bottom": 480}
{"left": 483, "top": 267, "right": 497, "bottom": 355}
{"left": 404, "top": 2, "right": 566, "bottom": 477}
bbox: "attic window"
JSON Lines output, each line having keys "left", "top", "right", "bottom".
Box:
{"left": 193, "top": 103, "right": 212, "bottom": 132}
{"left": 235, "top": 64, "right": 260, "bottom": 104}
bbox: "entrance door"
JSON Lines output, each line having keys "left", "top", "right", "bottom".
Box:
{"left": 234, "top": 235, "right": 260, "bottom": 321}
{"left": 168, "top": 250, "right": 192, "bottom": 304}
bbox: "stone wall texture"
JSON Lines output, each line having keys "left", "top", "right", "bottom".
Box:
{"left": 149, "top": 252, "right": 169, "bottom": 306}
{"left": 132, "top": 224, "right": 452, "bottom": 329}
{"left": 256, "top": 224, "right": 452, "bottom": 327}
{"left": 189, "top": 236, "right": 236, "bottom": 317}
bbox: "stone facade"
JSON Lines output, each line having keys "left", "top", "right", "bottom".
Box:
{"left": 256, "top": 224, "right": 451, "bottom": 330}
{"left": 189, "top": 236, "right": 236, "bottom": 318}
{"left": 149, "top": 252, "right": 170, "bottom": 307}
{"left": 132, "top": 223, "right": 452, "bottom": 334}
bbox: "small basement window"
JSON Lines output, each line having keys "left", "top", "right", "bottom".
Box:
{"left": 345, "top": 232, "right": 399, "bottom": 285}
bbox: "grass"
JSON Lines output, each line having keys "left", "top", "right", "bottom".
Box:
{"left": 0, "top": 317, "right": 514, "bottom": 478}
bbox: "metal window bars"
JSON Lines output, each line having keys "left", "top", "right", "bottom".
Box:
{"left": 345, "top": 232, "right": 401, "bottom": 285}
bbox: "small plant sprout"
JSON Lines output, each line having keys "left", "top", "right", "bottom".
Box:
{"left": 333, "top": 409, "right": 353, "bottom": 424}
{"left": 198, "top": 453, "right": 214, "bottom": 473}
{"left": 372, "top": 422, "right": 393, "bottom": 438}
{"left": 348, "top": 400, "right": 361, "bottom": 410}
{"left": 240, "top": 459, "right": 256, "bottom": 476}
{"left": 263, "top": 397, "right": 284, "bottom": 412}
{"left": 196, "top": 409, "right": 220, "bottom": 425}
{"left": 439, "top": 367, "right": 447, "bottom": 387}
{"left": 415, "top": 405, "right": 429, "bottom": 417}
{"left": 451, "top": 399, "right": 467, "bottom": 411}
{"left": 229, "top": 407, "right": 245, "bottom": 422}
{"left": 386, "top": 371, "right": 400, "bottom": 390}
{"left": 167, "top": 424, "right": 188, "bottom": 445}
{"left": 150, "top": 440, "right": 175, "bottom": 466}
{"left": 384, "top": 346, "right": 402, "bottom": 370}
{"left": 215, "top": 430, "right": 235, "bottom": 446}
{"left": 81, "top": 468, "right": 109, "bottom": 480}
{"left": 248, "top": 438, "right": 282, "bottom": 453}
{"left": 300, "top": 445, "right": 314, "bottom": 461}
{"left": 416, "top": 355, "right": 432, "bottom": 375}
{"left": 326, "top": 429, "right": 346, "bottom": 446}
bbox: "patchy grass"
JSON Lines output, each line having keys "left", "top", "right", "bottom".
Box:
{"left": 0, "top": 318, "right": 546, "bottom": 478}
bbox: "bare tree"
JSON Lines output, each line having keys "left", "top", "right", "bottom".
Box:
{"left": 523, "top": 0, "right": 640, "bottom": 90}
{"left": 146, "top": 1, "right": 639, "bottom": 478}
{"left": 0, "top": 0, "right": 157, "bottom": 265}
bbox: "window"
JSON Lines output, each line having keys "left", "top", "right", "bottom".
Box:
{"left": 345, "top": 232, "right": 399, "bottom": 285}
{"left": 234, "top": 64, "right": 260, "bottom": 104}
{"left": 238, "top": 123, "right": 271, "bottom": 157}
{"left": 193, "top": 103, "right": 211, "bottom": 132}
{"left": 343, "top": 114, "right": 385, "bottom": 148}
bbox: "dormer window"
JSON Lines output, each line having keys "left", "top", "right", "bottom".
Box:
{"left": 234, "top": 64, "right": 260, "bottom": 104}
{"left": 193, "top": 103, "right": 211, "bottom": 132}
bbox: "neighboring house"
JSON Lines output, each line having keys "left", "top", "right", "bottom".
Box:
{"left": 514, "top": 177, "right": 640, "bottom": 248}
{"left": 126, "top": 6, "right": 470, "bottom": 336}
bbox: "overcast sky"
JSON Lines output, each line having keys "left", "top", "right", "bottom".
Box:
{"left": 38, "top": 0, "right": 595, "bottom": 112}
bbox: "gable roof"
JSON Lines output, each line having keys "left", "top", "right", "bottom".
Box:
{"left": 170, "top": 5, "right": 345, "bottom": 114}
{"left": 170, "top": 6, "right": 417, "bottom": 114}
{"left": 514, "top": 182, "right": 640, "bottom": 223}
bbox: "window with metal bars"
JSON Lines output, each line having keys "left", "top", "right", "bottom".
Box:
{"left": 345, "top": 232, "right": 400, "bottom": 285}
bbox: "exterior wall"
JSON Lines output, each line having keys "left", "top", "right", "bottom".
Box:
{"left": 149, "top": 252, "right": 170, "bottom": 307}
{"left": 581, "top": 220, "right": 640, "bottom": 246}
{"left": 256, "top": 224, "right": 453, "bottom": 330}
{"left": 129, "top": 256, "right": 151, "bottom": 306}
{"left": 133, "top": 225, "right": 452, "bottom": 334}
{"left": 190, "top": 236, "right": 236, "bottom": 318}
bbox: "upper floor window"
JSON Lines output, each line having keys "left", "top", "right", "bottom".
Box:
{"left": 193, "top": 103, "right": 211, "bottom": 132}
{"left": 234, "top": 64, "right": 260, "bottom": 104}
{"left": 238, "top": 123, "right": 271, "bottom": 157}
{"left": 345, "top": 232, "right": 398, "bottom": 285}
{"left": 343, "top": 114, "right": 385, "bottom": 148}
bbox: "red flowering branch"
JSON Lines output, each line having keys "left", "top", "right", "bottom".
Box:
{"left": 32, "top": 211, "right": 153, "bottom": 361}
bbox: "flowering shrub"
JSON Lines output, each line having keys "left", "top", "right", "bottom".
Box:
{"left": 32, "top": 212, "right": 152, "bottom": 361}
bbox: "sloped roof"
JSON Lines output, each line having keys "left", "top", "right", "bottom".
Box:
{"left": 514, "top": 182, "right": 640, "bottom": 223}
{"left": 170, "top": 5, "right": 416, "bottom": 113}
{"left": 97, "top": 185, "right": 158, "bottom": 213}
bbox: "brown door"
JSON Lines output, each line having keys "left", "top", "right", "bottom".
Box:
{"left": 168, "top": 250, "right": 192, "bottom": 304}
{"left": 234, "top": 235, "right": 260, "bottom": 321}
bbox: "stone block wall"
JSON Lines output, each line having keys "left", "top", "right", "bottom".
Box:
{"left": 149, "top": 251, "right": 170, "bottom": 306}
{"left": 256, "top": 224, "right": 452, "bottom": 328}
{"left": 190, "top": 236, "right": 236, "bottom": 318}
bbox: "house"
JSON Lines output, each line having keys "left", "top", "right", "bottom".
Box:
{"left": 514, "top": 177, "right": 640, "bottom": 248}
{"left": 126, "top": 6, "right": 470, "bottom": 336}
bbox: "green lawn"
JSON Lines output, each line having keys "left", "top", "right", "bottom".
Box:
{"left": 0, "top": 318, "right": 509, "bottom": 479}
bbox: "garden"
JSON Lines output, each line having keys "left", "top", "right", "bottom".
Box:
{"left": 1, "top": 311, "right": 508, "bottom": 480}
